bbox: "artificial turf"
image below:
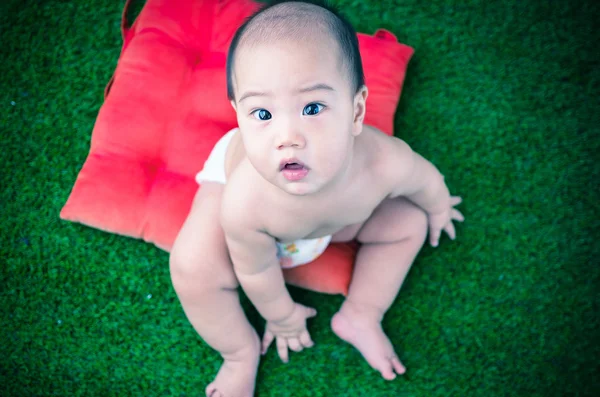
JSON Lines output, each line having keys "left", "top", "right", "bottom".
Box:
{"left": 1, "top": 0, "right": 599, "bottom": 396}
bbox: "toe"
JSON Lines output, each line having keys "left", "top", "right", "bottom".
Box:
{"left": 392, "top": 357, "right": 406, "bottom": 375}
{"left": 379, "top": 361, "right": 397, "bottom": 381}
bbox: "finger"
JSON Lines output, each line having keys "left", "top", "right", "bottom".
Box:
{"left": 450, "top": 196, "right": 462, "bottom": 206}
{"left": 429, "top": 227, "right": 441, "bottom": 247}
{"left": 305, "top": 307, "right": 317, "bottom": 318}
{"left": 451, "top": 209, "right": 465, "bottom": 222}
{"left": 299, "top": 330, "right": 315, "bottom": 348}
{"left": 261, "top": 330, "right": 274, "bottom": 355}
{"left": 391, "top": 357, "right": 406, "bottom": 375}
{"left": 287, "top": 338, "right": 303, "bottom": 352}
{"left": 277, "top": 337, "right": 289, "bottom": 363}
{"left": 444, "top": 222, "right": 456, "bottom": 240}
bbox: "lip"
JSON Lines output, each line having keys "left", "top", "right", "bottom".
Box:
{"left": 279, "top": 158, "right": 310, "bottom": 181}
{"left": 279, "top": 158, "right": 309, "bottom": 171}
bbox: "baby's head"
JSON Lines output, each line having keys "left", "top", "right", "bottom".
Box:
{"left": 227, "top": 0, "right": 368, "bottom": 195}
{"left": 227, "top": 0, "right": 365, "bottom": 101}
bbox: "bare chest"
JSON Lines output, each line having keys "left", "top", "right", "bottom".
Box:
{"left": 261, "top": 180, "right": 386, "bottom": 242}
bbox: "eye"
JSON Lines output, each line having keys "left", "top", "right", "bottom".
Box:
{"left": 252, "top": 109, "right": 272, "bottom": 121}
{"left": 302, "top": 103, "right": 324, "bottom": 116}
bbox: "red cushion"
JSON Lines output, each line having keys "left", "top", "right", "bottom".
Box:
{"left": 60, "top": 0, "right": 414, "bottom": 295}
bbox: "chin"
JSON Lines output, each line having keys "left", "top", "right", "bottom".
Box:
{"left": 275, "top": 177, "right": 326, "bottom": 196}
{"left": 282, "top": 183, "right": 316, "bottom": 196}
{"left": 268, "top": 172, "right": 329, "bottom": 196}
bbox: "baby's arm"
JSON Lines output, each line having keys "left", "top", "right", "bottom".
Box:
{"left": 220, "top": 191, "right": 316, "bottom": 362}
{"left": 389, "top": 140, "right": 450, "bottom": 211}
{"left": 388, "top": 138, "right": 464, "bottom": 246}
{"left": 223, "top": 220, "right": 293, "bottom": 321}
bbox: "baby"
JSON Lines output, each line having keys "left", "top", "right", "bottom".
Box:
{"left": 170, "top": 1, "right": 463, "bottom": 396}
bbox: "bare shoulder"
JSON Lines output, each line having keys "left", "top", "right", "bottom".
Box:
{"left": 361, "top": 126, "right": 415, "bottom": 187}
{"left": 220, "top": 160, "right": 278, "bottom": 271}
{"left": 220, "top": 160, "right": 264, "bottom": 236}
{"left": 224, "top": 128, "right": 245, "bottom": 178}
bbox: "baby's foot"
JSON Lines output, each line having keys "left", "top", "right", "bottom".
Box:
{"left": 205, "top": 337, "right": 260, "bottom": 397}
{"left": 331, "top": 301, "right": 406, "bottom": 380}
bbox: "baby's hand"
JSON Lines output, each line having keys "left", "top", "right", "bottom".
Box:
{"left": 428, "top": 195, "right": 464, "bottom": 247}
{"left": 261, "top": 303, "right": 317, "bottom": 363}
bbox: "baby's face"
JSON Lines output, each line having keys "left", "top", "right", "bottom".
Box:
{"left": 231, "top": 37, "right": 366, "bottom": 196}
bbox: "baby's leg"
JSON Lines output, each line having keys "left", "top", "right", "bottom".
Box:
{"left": 331, "top": 197, "right": 428, "bottom": 380}
{"left": 170, "top": 183, "right": 259, "bottom": 397}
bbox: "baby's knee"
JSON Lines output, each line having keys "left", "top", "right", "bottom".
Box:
{"left": 169, "top": 247, "right": 237, "bottom": 291}
{"left": 383, "top": 199, "right": 428, "bottom": 243}
{"left": 358, "top": 199, "right": 428, "bottom": 244}
{"left": 169, "top": 248, "right": 200, "bottom": 278}
{"left": 404, "top": 203, "right": 428, "bottom": 240}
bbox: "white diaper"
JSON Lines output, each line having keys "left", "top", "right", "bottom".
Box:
{"left": 195, "top": 127, "right": 239, "bottom": 185}
{"left": 276, "top": 235, "right": 333, "bottom": 269}
{"left": 195, "top": 128, "right": 332, "bottom": 269}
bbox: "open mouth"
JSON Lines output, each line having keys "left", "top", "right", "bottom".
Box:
{"left": 279, "top": 159, "right": 307, "bottom": 171}
{"left": 282, "top": 162, "right": 304, "bottom": 170}
{"left": 280, "top": 159, "right": 309, "bottom": 181}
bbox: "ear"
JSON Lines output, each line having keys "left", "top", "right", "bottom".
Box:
{"left": 351, "top": 85, "right": 368, "bottom": 136}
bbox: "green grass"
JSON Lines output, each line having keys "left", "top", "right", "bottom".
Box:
{"left": 1, "top": 0, "right": 599, "bottom": 396}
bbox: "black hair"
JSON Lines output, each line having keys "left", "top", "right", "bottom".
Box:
{"left": 225, "top": 0, "right": 365, "bottom": 101}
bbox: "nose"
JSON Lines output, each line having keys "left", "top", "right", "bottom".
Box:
{"left": 276, "top": 124, "right": 306, "bottom": 150}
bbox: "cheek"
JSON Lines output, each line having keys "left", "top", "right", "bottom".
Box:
{"left": 309, "top": 111, "right": 353, "bottom": 158}
{"left": 312, "top": 133, "right": 351, "bottom": 173}
{"left": 241, "top": 132, "right": 260, "bottom": 155}
{"left": 241, "top": 130, "right": 273, "bottom": 170}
